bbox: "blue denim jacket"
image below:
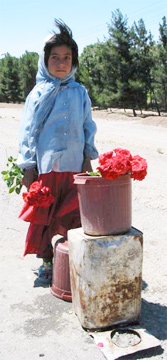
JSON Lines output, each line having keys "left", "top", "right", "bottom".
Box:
{"left": 17, "top": 52, "right": 98, "bottom": 173}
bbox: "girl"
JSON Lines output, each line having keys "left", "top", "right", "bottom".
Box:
{"left": 17, "top": 19, "right": 98, "bottom": 283}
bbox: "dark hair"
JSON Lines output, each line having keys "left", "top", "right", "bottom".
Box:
{"left": 44, "top": 19, "right": 78, "bottom": 67}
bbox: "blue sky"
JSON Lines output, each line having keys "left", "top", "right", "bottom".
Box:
{"left": 0, "top": 0, "right": 166, "bottom": 58}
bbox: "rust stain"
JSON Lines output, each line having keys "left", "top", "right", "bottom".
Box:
{"left": 77, "top": 275, "right": 142, "bottom": 326}
{"left": 70, "top": 263, "right": 87, "bottom": 311}
{"left": 115, "top": 276, "right": 142, "bottom": 301}
{"left": 70, "top": 263, "right": 76, "bottom": 293}
{"left": 79, "top": 286, "right": 86, "bottom": 310}
{"left": 134, "top": 235, "right": 143, "bottom": 247}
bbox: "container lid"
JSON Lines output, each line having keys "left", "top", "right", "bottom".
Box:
{"left": 55, "top": 240, "right": 69, "bottom": 254}
{"left": 73, "top": 173, "right": 131, "bottom": 186}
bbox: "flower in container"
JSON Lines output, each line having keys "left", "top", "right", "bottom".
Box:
{"left": 89, "top": 148, "right": 147, "bottom": 181}
{"left": 74, "top": 148, "right": 147, "bottom": 236}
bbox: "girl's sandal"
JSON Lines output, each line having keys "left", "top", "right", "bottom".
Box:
{"left": 38, "top": 261, "right": 53, "bottom": 284}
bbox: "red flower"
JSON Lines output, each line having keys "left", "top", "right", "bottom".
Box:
{"left": 97, "top": 155, "right": 131, "bottom": 180}
{"left": 114, "top": 148, "right": 132, "bottom": 161}
{"left": 29, "top": 180, "right": 42, "bottom": 194}
{"left": 131, "top": 155, "right": 147, "bottom": 181}
{"left": 96, "top": 149, "right": 147, "bottom": 182}
{"left": 22, "top": 181, "right": 55, "bottom": 207}
{"left": 98, "top": 151, "right": 113, "bottom": 165}
{"left": 112, "top": 155, "right": 131, "bottom": 174}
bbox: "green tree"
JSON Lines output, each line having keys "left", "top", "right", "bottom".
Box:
{"left": 95, "top": 39, "right": 119, "bottom": 108}
{"left": 79, "top": 43, "right": 107, "bottom": 106}
{"left": 107, "top": 9, "right": 136, "bottom": 112}
{"left": 130, "top": 19, "right": 155, "bottom": 113}
{"left": 0, "top": 54, "right": 21, "bottom": 102}
{"left": 19, "top": 51, "right": 38, "bottom": 99}
{"left": 78, "top": 10, "right": 167, "bottom": 114}
{"left": 152, "top": 16, "right": 167, "bottom": 110}
{"left": 78, "top": 45, "right": 96, "bottom": 103}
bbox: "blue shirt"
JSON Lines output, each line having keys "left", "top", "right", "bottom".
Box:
{"left": 17, "top": 51, "right": 98, "bottom": 174}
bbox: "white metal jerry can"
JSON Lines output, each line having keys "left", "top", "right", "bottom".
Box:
{"left": 68, "top": 227, "right": 143, "bottom": 330}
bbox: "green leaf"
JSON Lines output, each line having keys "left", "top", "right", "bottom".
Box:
{"left": 15, "top": 187, "right": 21, "bottom": 194}
{"left": 88, "top": 170, "right": 101, "bottom": 176}
{"left": 3, "top": 174, "right": 10, "bottom": 180}
{"left": 17, "top": 173, "right": 23, "bottom": 179}
{"left": 9, "top": 186, "right": 15, "bottom": 193}
{"left": 2, "top": 155, "right": 24, "bottom": 195}
{"left": 16, "top": 177, "right": 22, "bottom": 185}
{"left": 7, "top": 178, "right": 14, "bottom": 187}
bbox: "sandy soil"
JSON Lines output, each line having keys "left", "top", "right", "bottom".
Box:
{"left": 0, "top": 103, "right": 167, "bottom": 360}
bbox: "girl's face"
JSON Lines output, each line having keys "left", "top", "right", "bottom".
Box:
{"left": 47, "top": 45, "right": 72, "bottom": 78}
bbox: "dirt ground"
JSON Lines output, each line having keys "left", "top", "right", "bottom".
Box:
{"left": 0, "top": 103, "right": 167, "bottom": 360}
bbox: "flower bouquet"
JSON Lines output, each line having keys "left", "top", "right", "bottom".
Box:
{"left": 1, "top": 157, "right": 55, "bottom": 208}
{"left": 89, "top": 148, "right": 147, "bottom": 181}
{"left": 22, "top": 180, "right": 55, "bottom": 208}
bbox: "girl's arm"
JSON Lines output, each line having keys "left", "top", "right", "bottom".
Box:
{"left": 82, "top": 157, "right": 93, "bottom": 173}
{"left": 22, "top": 167, "right": 38, "bottom": 189}
{"left": 17, "top": 93, "right": 38, "bottom": 171}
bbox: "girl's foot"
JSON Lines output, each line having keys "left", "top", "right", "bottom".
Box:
{"left": 38, "top": 260, "right": 53, "bottom": 284}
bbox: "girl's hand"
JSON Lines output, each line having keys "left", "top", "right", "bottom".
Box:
{"left": 22, "top": 168, "right": 38, "bottom": 189}
{"left": 82, "top": 158, "right": 92, "bottom": 173}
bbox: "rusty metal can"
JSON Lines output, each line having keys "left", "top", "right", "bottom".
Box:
{"left": 68, "top": 227, "right": 143, "bottom": 330}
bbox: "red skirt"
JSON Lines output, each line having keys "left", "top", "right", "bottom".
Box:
{"left": 19, "top": 172, "right": 81, "bottom": 257}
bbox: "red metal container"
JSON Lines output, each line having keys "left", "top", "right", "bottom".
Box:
{"left": 51, "top": 240, "right": 72, "bottom": 302}
{"left": 73, "top": 173, "right": 132, "bottom": 236}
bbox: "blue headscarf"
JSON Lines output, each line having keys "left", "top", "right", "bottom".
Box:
{"left": 25, "top": 48, "right": 76, "bottom": 129}
{"left": 18, "top": 47, "right": 76, "bottom": 168}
